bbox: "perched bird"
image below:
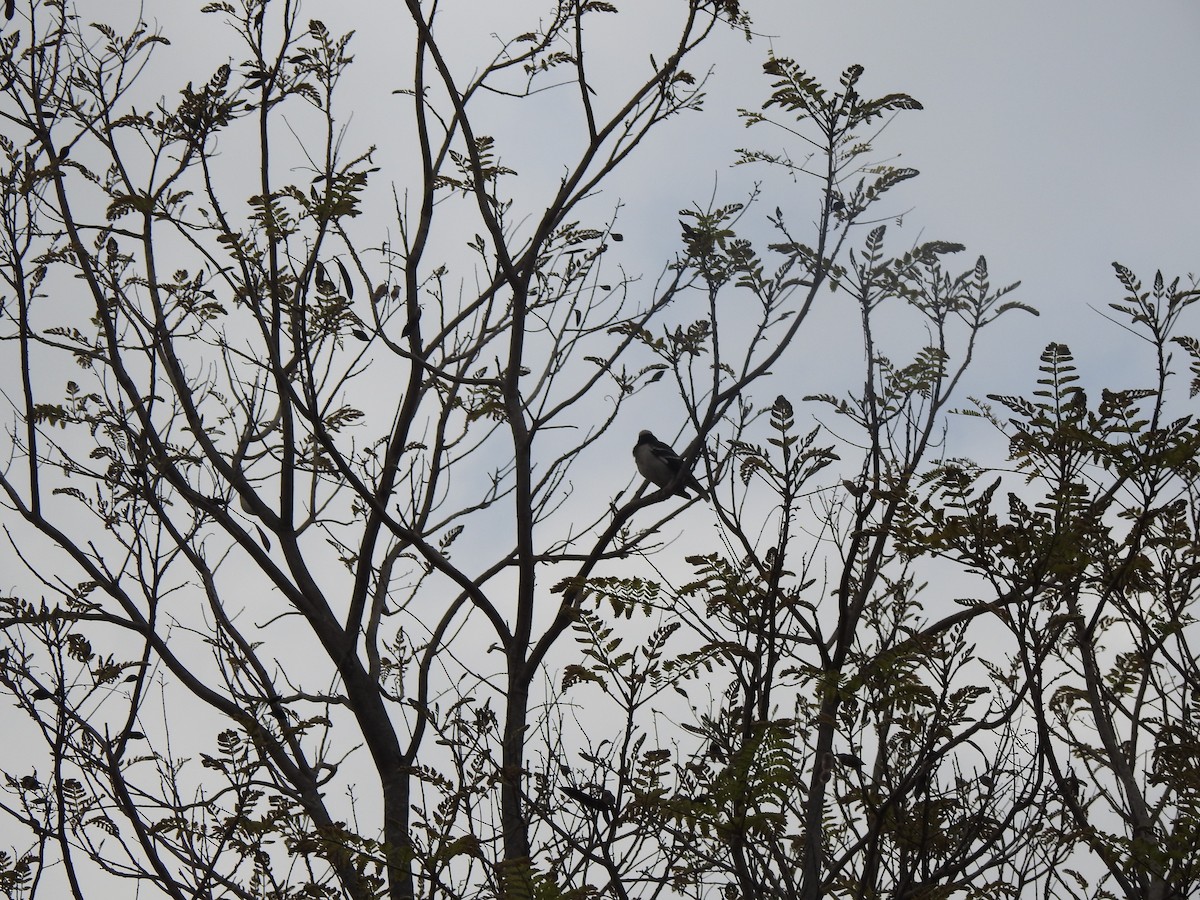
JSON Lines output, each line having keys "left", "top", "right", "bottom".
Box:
{"left": 633, "top": 430, "right": 707, "bottom": 499}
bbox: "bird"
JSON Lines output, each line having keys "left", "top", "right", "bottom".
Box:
{"left": 633, "top": 430, "right": 707, "bottom": 499}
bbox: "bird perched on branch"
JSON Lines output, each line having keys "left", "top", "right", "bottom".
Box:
{"left": 633, "top": 430, "right": 708, "bottom": 499}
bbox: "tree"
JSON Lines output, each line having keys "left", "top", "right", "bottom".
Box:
{"left": 2, "top": 2, "right": 1197, "bottom": 900}
{"left": 895, "top": 268, "right": 1200, "bottom": 900}
{"left": 0, "top": 2, "right": 757, "bottom": 896}
{"left": 546, "top": 56, "right": 1056, "bottom": 900}
{"left": 550, "top": 259, "right": 1200, "bottom": 900}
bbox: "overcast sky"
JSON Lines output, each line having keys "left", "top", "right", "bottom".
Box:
{"left": 763, "top": 1, "right": 1200, "bottom": 383}
{"left": 617, "top": 0, "right": 1200, "bottom": 457}
{"left": 156, "top": 0, "right": 1200, "bottom": 408}
{"left": 2, "top": 0, "right": 1194, "bottom": 874}
{"left": 2, "top": 6, "right": 1194, "bottom": 890}
{"left": 446, "top": 0, "right": 1199, "bottom": 394}
{"left": 118, "top": 0, "right": 1195, "bottom": 525}
{"left": 6, "top": 0, "right": 1195, "bottom": 566}
{"left": 4, "top": 0, "right": 1191, "bottom": 511}
{"left": 407, "top": 0, "right": 1196, "bottom": 397}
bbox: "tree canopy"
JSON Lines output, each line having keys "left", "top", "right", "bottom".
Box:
{"left": 0, "top": 2, "right": 1197, "bottom": 900}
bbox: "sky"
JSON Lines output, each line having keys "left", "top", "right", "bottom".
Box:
{"left": 611, "top": 0, "right": 1200, "bottom": 467}
{"left": 359, "top": 0, "right": 1198, "bottom": 428}
{"left": 481, "top": 0, "right": 1200, "bottom": 390}
{"left": 1, "top": 1, "right": 1198, "bottom": 893}
{"left": 3, "top": 0, "right": 1191, "bottom": 662}
{"left": 215, "top": 0, "right": 1200, "bottom": 657}
{"left": 761, "top": 1, "right": 1200, "bottom": 386}
{"left": 2, "top": 0, "right": 1193, "bottom": 692}
{"left": 153, "top": 0, "right": 1200, "bottom": 408}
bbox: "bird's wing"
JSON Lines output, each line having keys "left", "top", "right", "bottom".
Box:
{"left": 648, "top": 439, "right": 684, "bottom": 464}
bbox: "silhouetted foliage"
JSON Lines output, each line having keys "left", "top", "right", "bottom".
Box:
{"left": 0, "top": 3, "right": 1196, "bottom": 900}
